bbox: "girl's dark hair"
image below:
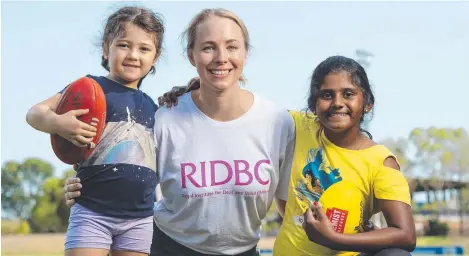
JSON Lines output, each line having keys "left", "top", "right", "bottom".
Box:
{"left": 101, "top": 6, "right": 165, "bottom": 88}
{"left": 307, "top": 55, "right": 375, "bottom": 139}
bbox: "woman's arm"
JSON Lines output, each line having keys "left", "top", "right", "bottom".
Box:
{"left": 275, "top": 114, "right": 295, "bottom": 217}
{"left": 275, "top": 198, "right": 287, "bottom": 217}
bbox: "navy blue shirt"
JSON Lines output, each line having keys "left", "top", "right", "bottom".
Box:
{"left": 63, "top": 75, "right": 158, "bottom": 218}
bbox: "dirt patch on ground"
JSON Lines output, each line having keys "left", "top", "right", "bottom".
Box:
{"left": 1, "top": 234, "right": 277, "bottom": 255}
{"left": 2, "top": 233, "right": 65, "bottom": 255}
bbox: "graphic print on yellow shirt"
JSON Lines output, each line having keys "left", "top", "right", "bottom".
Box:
{"left": 296, "top": 148, "right": 340, "bottom": 203}
{"left": 292, "top": 147, "right": 366, "bottom": 236}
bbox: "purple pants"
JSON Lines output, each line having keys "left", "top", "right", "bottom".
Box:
{"left": 65, "top": 203, "right": 153, "bottom": 254}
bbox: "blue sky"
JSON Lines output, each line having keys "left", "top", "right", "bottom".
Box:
{"left": 2, "top": 1, "right": 469, "bottom": 176}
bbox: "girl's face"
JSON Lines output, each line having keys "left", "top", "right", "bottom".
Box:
{"left": 104, "top": 23, "right": 159, "bottom": 88}
{"left": 189, "top": 16, "right": 247, "bottom": 92}
{"left": 315, "top": 71, "right": 368, "bottom": 134}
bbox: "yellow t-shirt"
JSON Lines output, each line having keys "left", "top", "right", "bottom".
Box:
{"left": 273, "top": 111, "right": 411, "bottom": 256}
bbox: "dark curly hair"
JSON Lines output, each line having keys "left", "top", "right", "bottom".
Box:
{"left": 101, "top": 6, "right": 165, "bottom": 88}
{"left": 307, "top": 55, "right": 375, "bottom": 139}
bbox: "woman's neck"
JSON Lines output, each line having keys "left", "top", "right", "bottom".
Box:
{"left": 191, "top": 84, "right": 254, "bottom": 122}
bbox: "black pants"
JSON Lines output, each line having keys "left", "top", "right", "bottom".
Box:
{"left": 359, "top": 248, "right": 412, "bottom": 256}
{"left": 150, "top": 221, "right": 259, "bottom": 256}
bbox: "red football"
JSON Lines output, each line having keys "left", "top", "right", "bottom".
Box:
{"left": 51, "top": 77, "right": 107, "bottom": 164}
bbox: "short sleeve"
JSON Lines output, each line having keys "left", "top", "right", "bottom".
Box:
{"left": 275, "top": 113, "right": 296, "bottom": 201}
{"left": 153, "top": 110, "right": 161, "bottom": 185}
{"left": 373, "top": 165, "right": 411, "bottom": 206}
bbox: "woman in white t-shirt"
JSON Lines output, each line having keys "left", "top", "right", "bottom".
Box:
{"left": 64, "top": 8, "right": 294, "bottom": 256}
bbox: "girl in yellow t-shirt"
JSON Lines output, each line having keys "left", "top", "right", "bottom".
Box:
{"left": 273, "top": 56, "right": 416, "bottom": 256}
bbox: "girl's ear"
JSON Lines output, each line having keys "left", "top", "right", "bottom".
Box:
{"left": 364, "top": 104, "right": 373, "bottom": 113}
{"left": 188, "top": 49, "right": 196, "bottom": 67}
{"left": 102, "top": 41, "right": 109, "bottom": 60}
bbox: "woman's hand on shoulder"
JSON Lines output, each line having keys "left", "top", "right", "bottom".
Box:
{"left": 157, "top": 86, "right": 188, "bottom": 108}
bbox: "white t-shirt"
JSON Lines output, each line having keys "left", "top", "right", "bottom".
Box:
{"left": 153, "top": 91, "right": 295, "bottom": 255}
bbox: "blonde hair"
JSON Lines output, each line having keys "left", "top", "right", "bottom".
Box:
{"left": 182, "top": 8, "right": 251, "bottom": 89}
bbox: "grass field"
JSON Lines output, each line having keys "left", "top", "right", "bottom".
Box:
{"left": 1, "top": 234, "right": 468, "bottom": 256}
